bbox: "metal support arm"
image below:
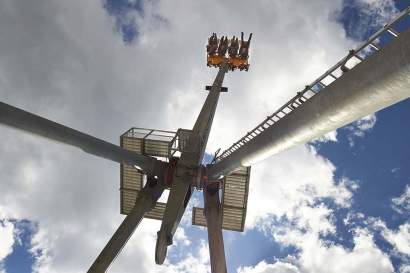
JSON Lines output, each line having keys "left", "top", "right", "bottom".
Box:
{"left": 204, "top": 183, "right": 227, "bottom": 273}
{"left": 0, "top": 101, "right": 159, "bottom": 175}
{"left": 208, "top": 27, "right": 410, "bottom": 179}
{"left": 155, "top": 60, "right": 230, "bottom": 265}
{"left": 88, "top": 179, "right": 165, "bottom": 273}
{"left": 187, "top": 60, "right": 229, "bottom": 164}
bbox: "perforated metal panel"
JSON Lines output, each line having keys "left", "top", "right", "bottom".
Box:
{"left": 121, "top": 128, "right": 176, "bottom": 158}
{"left": 121, "top": 189, "right": 140, "bottom": 214}
{"left": 223, "top": 173, "right": 247, "bottom": 208}
{"left": 220, "top": 166, "right": 251, "bottom": 231}
{"left": 120, "top": 132, "right": 167, "bottom": 220}
{"left": 192, "top": 207, "right": 207, "bottom": 227}
{"left": 120, "top": 137, "right": 144, "bottom": 215}
{"left": 144, "top": 202, "right": 167, "bottom": 220}
{"left": 121, "top": 136, "right": 143, "bottom": 153}
{"left": 192, "top": 166, "right": 251, "bottom": 232}
{"left": 143, "top": 139, "right": 170, "bottom": 157}
{"left": 192, "top": 206, "right": 247, "bottom": 232}
{"left": 221, "top": 207, "right": 244, "bottom": 231}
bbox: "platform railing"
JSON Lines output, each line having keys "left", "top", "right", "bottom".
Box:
{"left": 215, "top": 7, "right": 410, "bottom": 162}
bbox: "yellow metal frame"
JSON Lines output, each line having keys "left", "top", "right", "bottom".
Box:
{"left": 207, "top": 55, "right": 249, "bottom": 71}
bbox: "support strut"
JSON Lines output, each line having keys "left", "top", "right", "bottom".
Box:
{"left": 204, "top": 183, "right": 227, "bottom": 273}
{"left": 88, "top": 179, "right": 165, "bottom": 273}
{"left": 0, "top": 101, "right": 159, "bottom": 175}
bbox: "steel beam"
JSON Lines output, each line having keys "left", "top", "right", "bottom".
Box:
{"left": 204, "top": 183, "right": 227, "bottom": 273}
{"left": 155, "top": 61, "right": 230, "bottom": 264}
{"left": 184, "top": 60, "right": 229, "bottom": 165}
{"left": 208, "top": 27, "right": 410, "bottom": 179}
{"left": 88, "top": 180, "right": 165, "bottom": 273}
{"left": 155, "top": 176, "right": 191, "bottom": 264}
{"left": 0, "top": 101, "right": 159, "bottom": 175}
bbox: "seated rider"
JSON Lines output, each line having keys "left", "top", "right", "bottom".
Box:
{"left": 228, "top": 36, "right": 239, "bottom": 58}
{"left": 217, "top": 36, "right": 229, "bottom": 57}
{"left": 207, "top": 33, "right": 218, "bottom": 57}
{"left": 239, "top": 32, "right": 253, "bottom": 59}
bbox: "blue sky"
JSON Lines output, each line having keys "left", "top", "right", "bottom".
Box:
{"left": 0, "top": 1, "right": 409, "bottom": 273}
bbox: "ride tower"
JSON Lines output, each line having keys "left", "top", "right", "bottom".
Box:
{"left": 1, "top": 8, "right": 409, "bottom": 273}
{"left": 91, "top": 32, "right": 253, "bottom": 273}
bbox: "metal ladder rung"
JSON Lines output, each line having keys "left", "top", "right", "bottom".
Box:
{"left": 329, "top": 73, "right": 338, "bottom": 80}
{"left": 293, "top": 99, "right": 302, "bottom": 106}
{"left": 353, "top": 54, "right": 364, "bottom": 62}
{"left": 387, "top": 28, "right": 399, "bottom": 37}
{"left": 369, "top": 43, "right": 380, "bottom": 51}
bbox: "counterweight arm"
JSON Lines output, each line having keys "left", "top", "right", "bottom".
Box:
{"left": 0, "top": 101, "right": 161, "bottom": 176}
{"left": 208, "top": 26, "right": 410, "bottom": 179}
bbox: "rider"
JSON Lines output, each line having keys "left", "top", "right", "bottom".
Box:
{"left": 228, "top": 36, "right": 239, "bottom": 58}
{"left": 207, "top": 33, "right": 218, "bottom": 57}
{"left": 239, "top": 32, "right": 253, "bottom": 59}
{"left": 217, "top": 36, "right": 229, "bottom": 57}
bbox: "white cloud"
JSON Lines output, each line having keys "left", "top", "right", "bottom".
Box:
{"left": 400, "top": 265, "right": 410, "bottom": 273}
{"left": 0, "top": 0, "right": 399, "bottom": 272}
{"left": 342, "top": 0, "right": 398, "bottom": 41}
{"left": 240, "top": 141, "right": 394, "bottom": 273}
{"left": 346, "top": 114, "right": 377, "bottom": 146}
{"left": 312, "top": 130, "right": 338, "bottom": 143}
{"left": 238, "top": 260, "right": 300, "bottom": 273}
{"left": 241, "top": 228, "right": 394, "bottom": 273}
{"left": 353, "top": 114, "right": 377, "bottom": 133}
{"left": 158, "top": 240, "right": 210, "bottom": 273}
{"left": 174, "top": 228, "right": 191, "bottom": 247}
{"left": 0, "top": 220, "right": 15, "bottom": 273}
{"left": 0, "top": 221, "right": 15, "bottom": 261}
{"left": 276, "top": 228, "right": 393, "bottom": 273}
{"left": 356, "top": 0, "right": 398, "bottom": 20}
{"left": 246, "top": 145, "right": 356, "bottom": 229}
{"left": 375, "top": 221, "right": 410, "bottom": 257}
{"left": 392, "top": 185, "right": 410, "bottom": 216}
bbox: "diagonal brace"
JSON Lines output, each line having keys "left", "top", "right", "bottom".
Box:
{"left": 204, "top": 182, "right": 227, "bottom": 273}
{"left": 88, "top": 179, "right": 165, "bottom": 273}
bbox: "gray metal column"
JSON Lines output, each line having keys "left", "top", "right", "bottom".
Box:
{"left": 204, "top": 183, "right": 227, "bottom": 273}
{"left": 155, "top": 60, "right": 230, "bottom": 264}
{"left": 186, "top": 60, "right": 229, "bottom": 164}
{"left": 88, "top": 181, "right": 165, "bottom": 273}
{"left": 155, "top": 176, "right": 191, "bottom": 264}
{"left": 208, "top": 27, "right": 410, "bottom": 179}
{"left": 0, "top": 101, "right": 159, "bottom": 175}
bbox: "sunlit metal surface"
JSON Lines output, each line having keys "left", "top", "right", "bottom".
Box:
{"left": 209, "top": 13, "right": 410, "bottom": 179}
{"left": 120, "top": 132, "right": 166, "bottom": 220}
{"left": 215, "top": 7, "right": 410, "bottom": 164}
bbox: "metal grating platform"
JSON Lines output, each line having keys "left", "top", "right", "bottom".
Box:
{"left": 222, "top": 166, "right": 250, "bottom": 210}
{"left": 121, "top": 128, "right": 176, "bottom": 158}
{"left": 192, "top": 206, "right": 246, "bottom": 232}
{"left": 192, "top": 166, "right": 251, "bottom": 232}
{"left": 144, "top": 202, "right": 167, "bottom": 220}
{"left": 120, "top": 127, "right": 195, "bottom": 158}
{"left": 192, "top": 207, "right": 207, "bottom": 227}
{"left": 120, "top": 136, "right": 144, "bottom": 215}
{"left": 120, "top": 128, "right": 177, "bottom": 220}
